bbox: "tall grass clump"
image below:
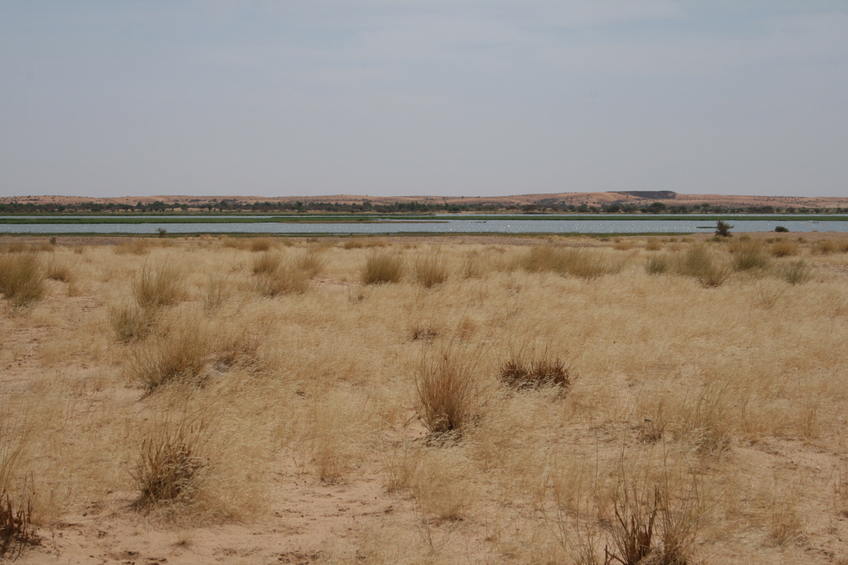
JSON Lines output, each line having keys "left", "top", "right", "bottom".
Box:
{"left": 0, "top": 251, "right": 45, "bottom": 309}
{"left": 415, "top": 347, "right": 483, "bottom": 441}
{"left": 133, "top": 261, "right": 187, "bottom": 310}
{"left": 1, "top": 490, "right": 37, "bottom": 558}
{"left": 730, "top": 240, "right": 770, "bottom": 272}
{"left": 134, "top": 415, "right": 210, "bottom": 508}
{"left": 675, "top": 245, "right": 731, "bottom": 287}
{"left": 414, "top": 252, "right": 449, "bottom": 288}
{"left": 252, "top": 250, "right": 283, "bottom": 275}
{"left": 361, "top": 250, "right": 404, "bottom": 285}
{"left": 603, "top": 473, "right": 701, "bottom": 565}
{"left": 645, "top": 254, "right": 671, "bottom": 275}
{"left": 769, "top": 239, "right": 798, "bottom": 257}
{"left": 45, "top": 254, "right": 76, "bottom": 283}
{"left": 110, "top": 302, "right": 153, "bottom": 343}
{"left": 253, "top": 251, "right": 310, "bottom": 296}
{"left": 296, "top": 248, "right": 327, "bottom": 278}
{"left": 522, "top": 245, "right": 620, "bottom": 280}
{"left": 779, "top": 259, "right": 811, "bottom": 285}
{"left": 0, "top": 411, "right": 37, "bottom": 557}
{"left": 128, "top": 324, "right": 210, "bottom": 392}
{"left": 249, "top": 237, "right": 273, "bottom": 252}
{"left": 645, "top": 238, "right": 663, "bottom": 251}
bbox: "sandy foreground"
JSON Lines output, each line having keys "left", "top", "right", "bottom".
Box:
{"left": 1, "top": 233, "right": 848, "bottom": 564}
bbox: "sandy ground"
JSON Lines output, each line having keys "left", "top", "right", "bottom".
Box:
{"left": 2, "top": 232, "right": 848, "bottom": 564}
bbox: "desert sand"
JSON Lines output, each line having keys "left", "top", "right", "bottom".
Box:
{"left": 2, "top": 232, "right": 848, "bottom": 564}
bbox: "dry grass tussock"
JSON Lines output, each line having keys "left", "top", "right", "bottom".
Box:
{"left": 361, "top": 249, "right": 405, "bottom": 284}
{"left": 520, "top": 244, "right": 623, "bottom": 279}
{"left": 134, "top": 411, "right": 211, "bottom": 509}
{"left": 0, "top": 250, "right": 45, "bottom": 309}
{"left": 2, "top": 234, "right": 848, "bottom": 563}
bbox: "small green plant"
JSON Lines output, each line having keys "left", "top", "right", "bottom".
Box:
{"left": 775, "top": 226, "right": 789, "bottom": 233}
{"left": 715, "top": 220, "right": 733, "bottom": 238}
{"left": 361, "top": 250, "right": 404, "bottom": 285}
{"left": 157, "top": 227, "right": 168, "bottom": 238}
{"left": 0, "top": 251, "right": 45, "bottom": 309}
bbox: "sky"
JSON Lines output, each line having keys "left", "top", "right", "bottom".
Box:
{"left": 1, "top": 1, "right": 846, "bottom": 199}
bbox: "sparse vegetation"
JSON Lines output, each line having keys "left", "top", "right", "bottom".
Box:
{"left": 0, "top": 233, "right": 847, "bottom": 562}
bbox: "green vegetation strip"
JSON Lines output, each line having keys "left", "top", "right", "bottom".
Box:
{"left": 1, "top": 214, "right": 847, "bottom": 224}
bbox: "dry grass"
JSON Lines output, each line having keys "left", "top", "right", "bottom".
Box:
{"left": 413, "top": 250, "right": 449, "bottom": 288}
{"left": 521, "top": 245, "right": 622, "bottom": 279}
{"left": 499, "top": 352, "right": 572, "bottom": 392}
{"left": 675, "top": 244, "right": 732, "bottom": 287}
{"left": 127, "top": 318, "right": 210, "bottom": 392}
{"left": 134, "top": 412, "right": 210, "bottom": 508}
{"left": 415, "top": 346, "right": 483, "bottom": 440}
{"left": 730, "top": 239, "right": 771, "bottom": 272}
{"left": 0, "top": 250, "right": 45, "bottom": 308}
{"left": 361, "top": 250, "right": 405, "bottom": 284}
{"left": 769, "top": 239, "right": 798, "bottom": 257}
{"left": 109, "top": 301, "right": 154, "bottom": 342}
{"left": 2, "top": 233, "right": 848, "bottom": 563}
{"left": 133, "top": 260, "right": 187, "bottom": 310}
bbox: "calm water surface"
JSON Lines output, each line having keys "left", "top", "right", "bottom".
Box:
{"left": 2, "top": 216, "right": 846, "bottom": 235}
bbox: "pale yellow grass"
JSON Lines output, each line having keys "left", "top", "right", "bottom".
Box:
{"left": 0, "top": 235, "right": 847, "bottom": 564}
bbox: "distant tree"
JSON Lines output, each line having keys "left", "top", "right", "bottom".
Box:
{"left": 715, "top": 220, "right": 733, "bottom": 237}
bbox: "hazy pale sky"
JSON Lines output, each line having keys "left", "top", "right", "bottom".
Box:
{"left": 1, "top": 1, "right": 846, "bottom": 199}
